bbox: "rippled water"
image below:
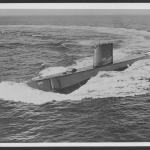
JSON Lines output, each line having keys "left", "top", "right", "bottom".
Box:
{"left": 0, "top": 15, "right": 150, "bottom": 142}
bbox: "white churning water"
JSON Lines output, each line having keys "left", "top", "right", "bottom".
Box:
{"left": 0, "top": 26, "right": 150, "bottom": 104}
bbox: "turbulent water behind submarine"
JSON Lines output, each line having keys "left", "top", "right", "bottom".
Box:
{"left": 1, "top": 15, "right": 150, "bottom": 142}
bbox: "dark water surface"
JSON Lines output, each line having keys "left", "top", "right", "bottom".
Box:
{"left": 0, "top": 15, "right": 150, "bottom": 142}
{"left": 1, "top": 95, "right": 150, "bottom": 142}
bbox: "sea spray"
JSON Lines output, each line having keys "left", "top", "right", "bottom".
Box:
{"left": 0, "top": 59, "right": 150, "bottom": 104}
{"left": 70, "top": 59, "right": 150, "bottom": 100}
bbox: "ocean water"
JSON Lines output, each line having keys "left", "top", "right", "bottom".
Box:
{"left": 0, "top": 14, "right": 150, "bottom": 142}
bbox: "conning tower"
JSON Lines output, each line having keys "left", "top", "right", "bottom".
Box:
{"left": 93, "top": 42, "right": 113, "bottom": 68}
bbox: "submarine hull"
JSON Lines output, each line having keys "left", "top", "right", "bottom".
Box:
{"left": 27, "top": 54, "right": 149, "bottom": 94}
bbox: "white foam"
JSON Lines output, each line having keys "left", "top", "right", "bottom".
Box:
{"left": 70, "top": 59, "right": 150, "bottom": 100}
{"left": 39, "top": 66, "right": 68, "bottom": 77}
{"left": 0, "top": 81, "right": 68, "bottom": 104}
{"left": 1, "top": 25, "right": 150, "bottom": 104}
{"left": 73, "top": 57, "right": 93, "bottom": 69}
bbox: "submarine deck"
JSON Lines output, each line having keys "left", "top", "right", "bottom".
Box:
{"left": 33, "top": 54, "right": 149, "bottom": 81}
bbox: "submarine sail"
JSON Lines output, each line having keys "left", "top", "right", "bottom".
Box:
{"left": 93, "top": 43, "right": 113, "bottom": 67}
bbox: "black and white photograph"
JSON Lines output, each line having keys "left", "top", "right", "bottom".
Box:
{"left": 0, "top": 4, "right": 150, "bottom": 144}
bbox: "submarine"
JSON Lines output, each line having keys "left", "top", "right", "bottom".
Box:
{"left": 27, "top": 42, "right": 150, "bottom": 94}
